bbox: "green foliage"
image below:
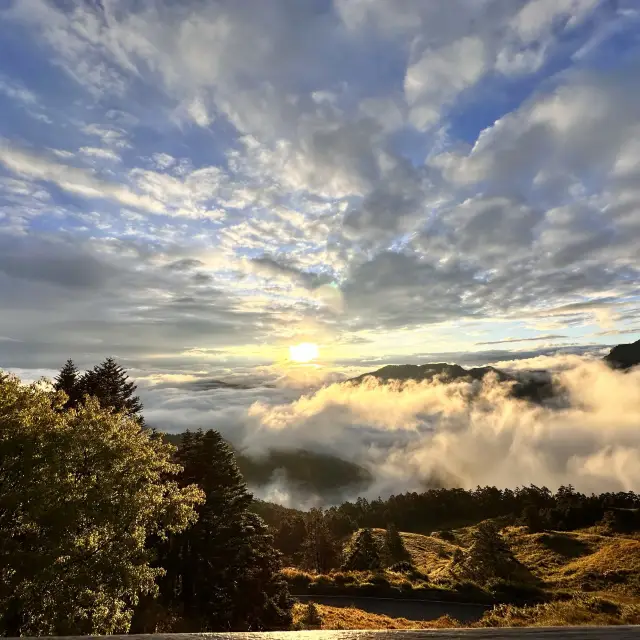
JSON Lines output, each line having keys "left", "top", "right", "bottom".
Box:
{"left": 342, "top": 528, "right": 382, "bottom": 571}
{"left": 521, "top": 504, "right": 546, "bottom": 533}
{"left": 389, "top": 561, "right": 414, "bottom": 574}
{"left": 461, "top": 523, "right": 519, "bottom": 585}
{"left": 237, "top": 449, "right": 371, "bottom": 499}
{"left": 383, "top": 522, "right": 411, "bottom": 566}
{"left": 0, "top": 374, "right": 203, "bottom": 636}
{"left": 302, "top": 508, "right": 341, "bottom": 573}
{"left": 155, "top": 429, "right": 292, "bottom": 631}
{"left": 600, "top": 508, "right": 640, "bottom": 533}
{"left": 275, "top": 513, "right": 307, "bottom": 564}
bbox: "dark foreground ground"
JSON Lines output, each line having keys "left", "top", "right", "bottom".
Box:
{"left": 15, "top": 627, "right": 640, "bottom": 639}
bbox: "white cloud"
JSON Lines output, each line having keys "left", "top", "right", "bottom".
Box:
{"left": 0, "top": 141, "right": 163, "bottom": 213}
{"left": 510, "top": 0, "right": 599, "bottom": 44}
{"left": 405, "top": 36, "right": 487, "bottom": 130}
{"left": 242, "top": 359, "right": 640, "bottom": 496}
{"left": 79, "top": 146, "right": 121, "bottom": 162}
{"left": 186, "top": 95, "right": 212, "bottom": 128}
{"left": 0, "top": 75, "right": 37, "bottom": 105}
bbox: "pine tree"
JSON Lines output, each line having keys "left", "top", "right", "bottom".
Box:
{"left": 342, "top": 528, "right": 382, "bottom": 571}
{"left": 383, "top": 522, "right": 410, "bottom": 566}
{"left": 275, "top": 514, "right": 307, "bottom": 564}
{"left": 53, "top": 359, "right": 82, "bottom": 409}
{"left": 462, "top": 522, "right": 517, "bottom": 583}
{"left": 156, "top": 430, "right": 292, "bottom": 631}
{"left": 82, "top": 357, "right": 144, "bottom": 424}
{"left": 302, "top": 509, "right": 340, "bottom": 573}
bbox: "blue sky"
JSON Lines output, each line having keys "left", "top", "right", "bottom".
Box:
{"left": 0, "top": 0, "right": 639, "bottom": 380}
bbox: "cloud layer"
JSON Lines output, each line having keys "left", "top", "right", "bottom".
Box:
{"left": 0, "top": 0, "right": 638, "bottom": 377}
{"left": 188, "top": 356, "right": 640, "bottom": 501}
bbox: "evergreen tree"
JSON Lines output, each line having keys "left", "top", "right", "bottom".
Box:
{"left": 302, "top": 509, "right": 340, "bottom": 573}
{"left": 53, "top": 359, "right": 82, "bottom": 409}
{"left": 521, "top": 504, "right": 546, "bottom": 533}
{"left": 156, "top": 430, "right": 292, "bottom": 631}
{"left": 461, "top": 522, "right": 517, "bottom": 583}
{"left": 82, "top": 357, "right": 144, "bottom": 424}
{"left": 275, "top": 514, "right": 307, "bottom": 564}
{"left": 325, "top": 509, "right": 358, "bottom": 539}
{"left": 342, "top": 528, "right": 382, "bottom": 571}
{"left": 383, "top": 522, "right": 410, "bottom": 566}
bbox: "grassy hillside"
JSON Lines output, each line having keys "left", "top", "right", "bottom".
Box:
{"left": 294, "top": 598, "right": 640, "bottom": 630}
{"left": 292, "top": 602, "right": 460, "bottom": 630}
{"left": 284, "top": 522, "right": 640, "bottom": 629}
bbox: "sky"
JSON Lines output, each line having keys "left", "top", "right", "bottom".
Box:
{"left": 1, "top": 0, "right": 640, "bottom": 385}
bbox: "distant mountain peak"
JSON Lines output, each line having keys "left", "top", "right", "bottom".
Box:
{"left": 348, "top": 362, "right": 513, "bottom": 385}
{"left": 604, "top": 338, "right": 640, "bottom": 370}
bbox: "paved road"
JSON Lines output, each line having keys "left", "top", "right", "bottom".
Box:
{"left": 19, "top": 628, "right": 640, "bottom": 638}
{"left": 293, "top": 594, "right": 490, "bottom": 623}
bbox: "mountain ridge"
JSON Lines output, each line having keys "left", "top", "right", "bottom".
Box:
{"left": 348, "top": 338, "right": 640, "bottom": 390}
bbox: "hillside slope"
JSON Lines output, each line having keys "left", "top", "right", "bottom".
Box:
{"left": 286, "top": 523, "right": 640, "bottom": 628}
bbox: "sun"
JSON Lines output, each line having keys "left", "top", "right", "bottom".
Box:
{"left": 289, "top": 342, "right": 319, "bottom": 362}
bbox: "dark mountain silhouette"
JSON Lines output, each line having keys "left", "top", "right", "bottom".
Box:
{"left": 348, "top": 362, "right": 512, "bottom": 385}
{"left": 347, "top": 362, "right": 554, "bottom": 403}
{"left": 161, "top": 432, "right": 371, "bottom": 498}
{"left": 604, "top": 338, "right": 640, "bottom": 370}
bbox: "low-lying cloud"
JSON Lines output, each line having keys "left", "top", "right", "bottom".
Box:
{"left": 148, "top": 355, "right": 640, "bottom": 504}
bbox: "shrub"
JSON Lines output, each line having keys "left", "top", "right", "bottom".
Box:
{"left": 580, "top": 596, "right": 620, "bottom": 615}
{"left": 389, "top": 561, "right": 414, "bottom": 574}
{"left": 433, "top": 529, "right": 455, "bottom": 541}
{"left": 301, "top": 602, "right": 322, "bottom": 628}
{"left": 487, "top": 580, "right": 545, "bottom": 604}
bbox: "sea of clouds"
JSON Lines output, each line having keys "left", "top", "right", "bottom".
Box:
{"left": 140, "top": 353, "right": 640, "bottom": 506}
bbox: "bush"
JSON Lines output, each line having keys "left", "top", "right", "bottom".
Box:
{"left": 433, "top": 529, "right": 455, "bottom": 541}
{"left": 281, "top": 569, "right": 313, "bottom": 590}
{"left": 301, "top": 602, "right": 322, "bottom": 628}
{"left": 580, "top": 596, "right": 620, "bottom": 615}
{"left": 389, "top": 561, "right": 414, "bottom": 574}
{"left": 312, "top": 575, "right": 334, "bottom": 588}
{"left": 329, "top": 571, "right": 351, "bottom": 585}
{"left": 370, "top": 574, "right": 390, "bottom": 587}
{"left": 487, "top": 580, "right": 545, "bottom": 604}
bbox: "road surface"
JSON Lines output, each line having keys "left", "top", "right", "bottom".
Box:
{"left": 16, "top": 628, "right": 640, "bottom": 638}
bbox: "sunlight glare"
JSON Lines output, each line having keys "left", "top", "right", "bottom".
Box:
{"left": 289, "top": 342, "right": 319, "bottom": 362}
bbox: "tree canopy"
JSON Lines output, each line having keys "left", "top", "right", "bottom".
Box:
{"left": 342, "top": 528, "right": 382, "bottom": 571}
{"left": 0, "top": 374, "right": 203, "bottom": 636}
{"left": 81, "top": 357, "right": 144, "bottom": 423}
{"left": 53, "top": 358, "right": 82, "bottom": 409}
{"left": 154, "top": 430, "right": 292, "bottom": 631}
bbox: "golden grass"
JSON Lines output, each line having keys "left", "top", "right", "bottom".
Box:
{"left": 285, "top": 524, "right": 640, "bottom": 618}
{"left": 477, "top": 596, "right": 640, "bottom": 628}
{"left": 503, "top": 526, "right": 640, "bottom": 593}
{"left": 504, "top": 527, "right": 602, "bottom": 578}
{"left": 282, "top": 565, "right": 411, "bottom": 590}
{"left": 561, "top": 539, "right": 640, "bottom": 574}
{"left": 291, "top": 602, "right": 461, "bottom": 630}
{"left": 362, "top": 527, "right": 458, "bottom": 580}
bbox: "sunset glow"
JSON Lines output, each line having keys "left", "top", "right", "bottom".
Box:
{"left": 288, "top": 342, "right": 319, "bottom": 363}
